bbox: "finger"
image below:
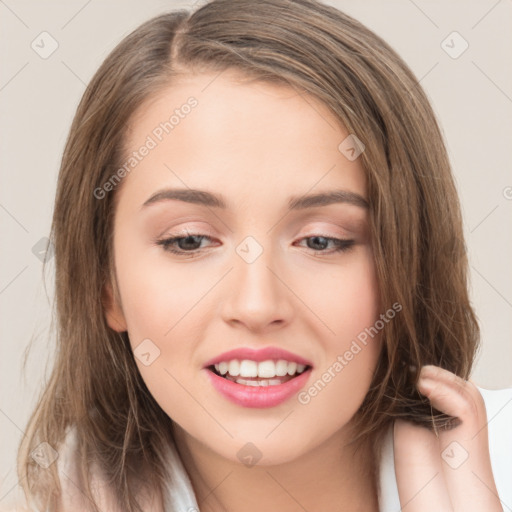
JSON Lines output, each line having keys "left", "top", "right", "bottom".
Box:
{"left": 394, "top": 418, "right": 453, "bottom": 511}
{"left": 416, "top": 365, "right": 502, "bottom": 512}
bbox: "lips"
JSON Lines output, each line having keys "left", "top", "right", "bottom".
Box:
{"left": 204, "top": 364, "right": 313, "bottom": 408}
{"left": 202, "top": 346, "right": 313, "bottom": 368}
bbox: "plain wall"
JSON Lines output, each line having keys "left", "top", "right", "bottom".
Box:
{"left": 1, "top": 0, "right": 511, "bottom": 506}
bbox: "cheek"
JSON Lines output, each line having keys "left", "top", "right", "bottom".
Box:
{"left": 335, "top": 248, "right": 382, "bottom": 373}
{"left": 308, "top": 246, "right": 381, "bottom": 347}
{"left": 336, "top": 254, "right": 381, "bottom": 349}
{"left": 298, "top": 249, "right": 382, "bottom": 416}
{"left": 113, "top": 233, "right": 205, "bottom": 343}
{"left": 112, "top": 234, "right": 218, "bottom": 399}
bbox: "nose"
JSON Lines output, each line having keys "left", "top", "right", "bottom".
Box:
{"left": 220, "top": 238, "right": 295, "bottom": 334}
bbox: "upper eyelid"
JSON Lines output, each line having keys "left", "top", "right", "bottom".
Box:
{"left": 160, "top": 231, "right": 350, "bottom": 240}
{"left": 162, "top": 221, "right": 358, "bottom": 236}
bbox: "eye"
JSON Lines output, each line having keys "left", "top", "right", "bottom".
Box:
{"left": 156, "top": 232, "right": 215, "bottom": 256}
{"left": 156, "top": 231, "right": 355, "bottom": 258}
{"left": 294, "top": 235, "right": 355, "bottom": 255}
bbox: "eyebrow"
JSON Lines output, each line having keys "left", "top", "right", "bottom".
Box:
{"left": 141, "top": 188, "right": 369, "bottom": 211}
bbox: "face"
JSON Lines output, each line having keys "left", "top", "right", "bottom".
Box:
{"left": 104, "top": 70, "right": 383, "bottom": 465}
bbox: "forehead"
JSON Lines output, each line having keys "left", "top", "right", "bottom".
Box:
{"left": 119, "top": 70, "right": 367, "bottom": 209}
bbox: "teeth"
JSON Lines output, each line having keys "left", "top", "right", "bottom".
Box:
{"left": 228, "top": 359, "right": 240, "bottom": 376}
{"left": 275, "top": 360, "right": 288, "bottom": 376}
{"left": 240, "top": 360, "right": 258, "bottom": 377}
{"left": 213, "top": 359, "right": 308, "bottom": 378}
{"left": 224, "top": 374, "right": 289, "bottom": 386}
{"left": 287, "top": 362, "right": 297, "bottom": 375}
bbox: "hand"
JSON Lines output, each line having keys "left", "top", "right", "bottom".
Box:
{"left": 393, "top": 364, "right": 503, "bottom": 512}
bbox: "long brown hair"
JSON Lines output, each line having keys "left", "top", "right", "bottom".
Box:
{"left": 18, "top": 0, "right": 479, "bottom": 510}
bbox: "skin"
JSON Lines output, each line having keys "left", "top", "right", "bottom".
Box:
{"left": 104, "top": 70, "right": 502, "bottom": 512}
{"left": 395, "top": 366, "right": 502, "bottom": 512}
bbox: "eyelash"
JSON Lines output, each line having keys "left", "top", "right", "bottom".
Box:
{"left": 155, "top": 231, "right": 355, "bottom": 257}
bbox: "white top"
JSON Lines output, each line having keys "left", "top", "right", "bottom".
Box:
{"left": 3, "top": 385, "right": 511, "bottom": 511}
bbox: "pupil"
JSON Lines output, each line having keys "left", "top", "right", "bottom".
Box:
{"left": 309, "top": 236, "right": 327, "bottom": 250}
{"left": 181, "top": 235, "right": 201, "bottom": 250}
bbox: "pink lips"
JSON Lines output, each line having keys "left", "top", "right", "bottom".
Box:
{"left": 204, "top": 366, "right": 313, "bottom": 408}
{"left": 202, "top": 346, "right": 313, "bottom": 368}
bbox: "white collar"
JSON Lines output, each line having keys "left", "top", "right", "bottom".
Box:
{"left": 376, "top": 423, "right": 401, "bottom": 511}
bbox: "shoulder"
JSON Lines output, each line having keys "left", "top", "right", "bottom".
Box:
{"left": 0, "top": 427, "right": 78, "bottom": 512}
{"left": 477, "top": 384, "right": 512, "bottom": 452}
{"left": 1, "top": 425, "right": 122, "bottom": 512}
{"left": 0, "top": 503, "right": 34, "bottom": 512}
{"left": 477, "top": 385, "right": 512, "bottom": 506}
{"left": 0, "top": 506, "right": 33, "bottom": 512}
{"left": 55, "top": 425, "right": 165, "bottom": 512}
{"left": 55, "top": 425, "right": 123, "bottom": 511}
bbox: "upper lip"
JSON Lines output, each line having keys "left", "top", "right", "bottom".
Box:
{"left": 203, "top": 346, "right": 313, "bottom": 368}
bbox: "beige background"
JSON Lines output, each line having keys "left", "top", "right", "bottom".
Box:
{"left": 1, "top": 0, "right": 511, "bottom": 506}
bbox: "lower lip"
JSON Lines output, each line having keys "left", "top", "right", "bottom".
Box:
{"left": 204, "top": 367, "right": 312, "bottom": 408}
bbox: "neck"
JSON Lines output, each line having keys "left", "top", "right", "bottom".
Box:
{"left": 171, "top": 421, "right": 380, "bottom": 512}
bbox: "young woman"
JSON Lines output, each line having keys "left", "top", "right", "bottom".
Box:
{"left": 11, "top": 0, "right": 511, "bottom": 511}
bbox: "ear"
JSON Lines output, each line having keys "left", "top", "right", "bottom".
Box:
{"left": 102, "top": 281, "right": 128, "bottom": 332}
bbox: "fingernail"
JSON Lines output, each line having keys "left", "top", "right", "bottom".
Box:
{"left": 419, "top": 364, "right": 437, "bottom": 376}
{"left": 417, "top": 376, "right": 435, "bottom": 393}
